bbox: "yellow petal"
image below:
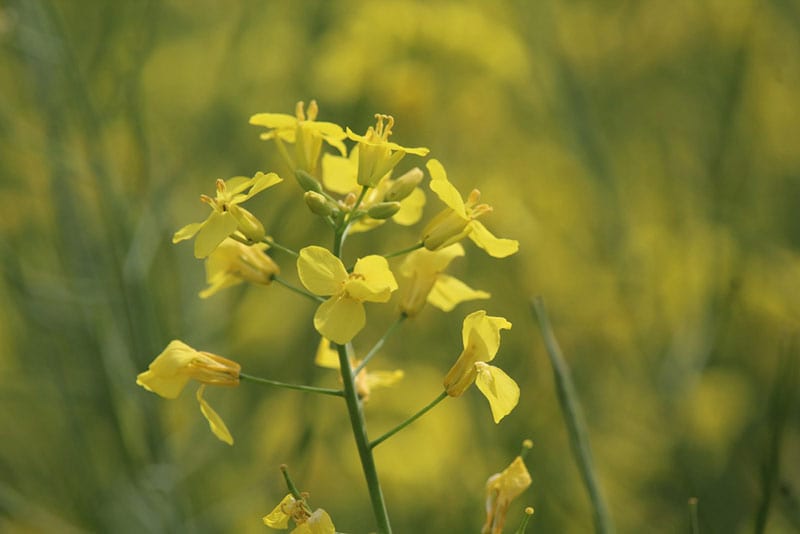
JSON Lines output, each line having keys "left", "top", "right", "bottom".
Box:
{"left": 314, "top": 296, "right": 366, "bottom": 344}
{"left": 172, "top": 221, "right": 204, "bottom": 243}
{"left": 263, "top": 493, "right": 295, "bottom": 529}
{"left": 194, "top": 211, "right": 238, "bottom": 258}
{"left": 224, "top": 176, "right": 253, "bottom": 196}
{"left": 468, "top": 221, "right": 519, "bottom": 258}
{"left": 292, "top": 509, "right": 336, "bottom": 534}
{"left": 297, "top": 246, "right": 348, "bottom": 295}
{"left": 392, "top": 187, "right": 426, "bottom": 226}
{"left": 196, "top": 385, "right": 234, "bottom": 445}
{"left": 474, "top": 363, "right": 520, "bottom": 423}
{"left": 364, "top": 369, "right": 404, "bottom": 390}
{"left": 347, "top": 255, "right": 397, "bottom": 302}
{"left": 244, "top": 171, "right": 283, "bottom": 199}
{"left": 315, "top": 337, "right": 340, "bottom": 369}
{"left": 249, "top": 112, "right": 297, "bottom": 129}
{"left": 321, "top": 151, "right": 358, "bottom": 194}
{"left": 427, "top": 159, "right": 466, "bottom": 217}
{"left": 461, "top": 310, "right": 512, "bottom": 363}
{"left": 136, "top": 340, "right": 196, "bottom": 398}
{"left": 428, "top": 274, "right": 490, "bottom": 312}
{"left": 400, "top": 243, "right": 465, "bottom": 278}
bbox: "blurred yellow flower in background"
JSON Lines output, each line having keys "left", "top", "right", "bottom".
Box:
{"left": 482, "top": 455, "right": 532, "bottom": 534}
{"left": 315, "top": 337, "right": 403, "bottom": 401}
{"left": 297, "top": 246, "right": 398, "bottom": 344}
{"left": 136, "top": 340, "right": 240, "bottom": 445}
{"left": 199, "top": 238, "right": 279, "bottom": 298}
{"left": 263, "top": 493, "right": 335, "bottom": 534}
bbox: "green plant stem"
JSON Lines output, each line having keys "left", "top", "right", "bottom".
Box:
{"left": 382, "top": 242, "right": 424, "bottom": 259}
{"left": 272, "top": 275, "right": 325, "bottom": 303}
{"left": 531, "top": 296, "right": 614, "bottom": 534}
{"left": 240, "top": 372, "right": 343, "bottom": 397}
{"left": 354, "top": 314, "right": 406, "bottom": 375}
{"left": 350, "top": 185, "right": 369, "bottom": 216}
{"left": 688, "top": 497, "right": 699, "bottom": 534}
{"left": 370, "top": 391, "right": 447, "bottom": 449}
{"left": 263, "top": 236, "right": 299, "bottom": 257}
{"left": 335, "top": 343, "right": 392, "bottom": 533}
{"left": 280, "top": 464, "right": 303, "bottom": 500}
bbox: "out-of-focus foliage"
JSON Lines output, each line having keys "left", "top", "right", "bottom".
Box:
{"left": 1, "top": 0, "right": 799, "bottom": 532}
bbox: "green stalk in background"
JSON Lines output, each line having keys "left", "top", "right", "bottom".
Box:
{"left": 531, "top": 296, "right": 614, "bottom": 534}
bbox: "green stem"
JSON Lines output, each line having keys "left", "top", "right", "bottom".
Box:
{"left": 370, "top": 391, "right": 447, "bottom": 449}
{"left": 272, "top": 275, "right": 325, "bottom": 303}
{"left": 335, "top": 342, "right": 392, "bottom": 533}
{"left": 263, "top": 236, "right": 299, "bottom": 258}
{"left": 531, "top": 297, "right": 614, "bottom": 534}
{"left": 280, "top": 464, "right": 304, "bottom": 500}
{"left": 688, "top": 497, "right": 699, "bottom": 534}
{"left": 273, "top": 137, "right": 295, "bottom": 171}
{"left": 350, "top": 185, "right": 370, "bottom": 217}
{"left": 382, "top": 242, "right": 424, "bottom": 259}
{"left": 354, "top": 315, "right": 406, "bottom": 375}
{"left": 240, "top": 373, "right": 342, "bottom": 397}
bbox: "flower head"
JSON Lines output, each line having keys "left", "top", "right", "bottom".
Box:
{"left": 297, "top": 246, "right": 398, "bottom": 344}
{"left": 421, "top": 159, "right": 518, "bottom": 258}
{"left": 399, "top": 243, "right": 490, "bottom": 317}
{"left": 173, "top": 172, "right": 282, "bottom": 258}
{"left": 346, "top": 114, "right": 429, "bottom": 187}
{"left": 250, "top": 100, "right": 346, "bottom": 173}
{"left": 482, "top": 456, "right": 533, "bottom": 534}
{"left": 263, "top": 493, "right": 335, "bottom": 534}
{"left": 198, "top": 238, "right": 279, "bottom": 298}
{"left": 136, "top": 340, "right": 240, "bottom": 444}
{"left": 443, "top": 311, "right": 518, "bottom": 423}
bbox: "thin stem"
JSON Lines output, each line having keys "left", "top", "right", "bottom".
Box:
{"left": 264, "top": 236, "right": 299, "bottom": 258}
{"left": 382, "top": 242, "right": 424, "bottom": 259}
{"left": 350, "top": 185, "right": 370, "bottom": 217}
{"left": 273, "top": 137, "right": 295, "bottom": 171}
{"left": 688, "top": 498, "right": 699, "bottom": 534}
{"left": 370, "top": 391, "right": 447, "bottom": 449}
{"left": 335, "top": 342, "right": 392, "bottom": 533}
{"left": 280, "top": 465, "right": 303, "bottom": 500}
{"left": 272, "top": 275, "right": 325, "bottom": 303}
{"left": 532, "top": 297, "right": 614, "bottom": 534}
{"left": 354, "top": 315, "right": 406, "bottom": 375}
{"left": 240, "top": 372, "right": 343, "bottom": 397}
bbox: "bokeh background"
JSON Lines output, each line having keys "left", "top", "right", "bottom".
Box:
{"left": 2, "top": 0, "right": 799, "bottom": 532}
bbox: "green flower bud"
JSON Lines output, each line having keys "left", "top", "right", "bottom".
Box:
{"left": 294, "top": 170, "right": 324, "bottom": 194}
{"left": 384, "top": 167, "right": 423, "bottom": 202}
{"left": 304, "top": 191, "right": 337, "bottom": 217}
{"left": 367, "top": 201, "right": 402, "bottom": 220}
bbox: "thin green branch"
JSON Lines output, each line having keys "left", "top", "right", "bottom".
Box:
{"left": 354, "top": 315, "right": 406, "bottom": 375}
{"left": 382, "top": 242, "right": 424, "bottom": 259}
{"left": 689, "top": 498, "right": 699, "bottom": 534}
{"left": 370, "top": 391, "right": 448, "bottom": 449}
{"left": 272, "top": 275, "right": 325, "bottom": 303}
{"left": 240, "top": 372, "right": 342, "bottom": 397}
{"left": 264, "top": 236, "right": 299, "bottom": 258}
{"left": 280, "top": 464, "right": 304, "bottom": 500}
{"left": 531, "top": 296, "right": 614, "bottom": 534}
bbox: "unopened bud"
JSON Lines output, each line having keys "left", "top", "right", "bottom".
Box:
{"left": 384, "top": 167, "right": 423, "bottom": 202}
{"left": 304, "top": 191, "right": 337, "bottom": 217}
{"left": 295, "top": 170, "right": 324, "bottom": 194}
{"left": 367, "top": 202, "right": 401, "bottom": 220}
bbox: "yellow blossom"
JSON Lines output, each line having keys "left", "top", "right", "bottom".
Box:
{"left": 263, "top": 493, "right": 335, "bottom": 534}
{"left": 136, "top": 340, "right": 240, "bottom": 445}
{"left": 421, "top": 159, "right": 519, "bottom": 258}
{"left": 297, "top": 246, "right": 398, "bottom": 344}
{"left": 315, "top": 338, "right": 403, "bottom": 401}
{"left": 399, "top": 243, "right": 490, "bottom": 317}
{"left": 443, "top": 311, "right": 518, "bottom": 423}
{"left": 250, "top": 100, "right": 346, "bottom": 173}
{"left": 199, "top": 238, "right": 280, "bottom": 298}
{"left": 173, "top": 172, "right": 282, "bottom": 258}
{"left": 345, "top": 113, "right": 429, "bottom": 187}
{"left": 482, "top": 456, "right": 533, "bottom": 534}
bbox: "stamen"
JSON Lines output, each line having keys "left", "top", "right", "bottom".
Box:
{"left": 306, "top": 100, "right": 319, "bottom": 121}
{"left": 295, "top": 101, "right": 306, "bottom": 121}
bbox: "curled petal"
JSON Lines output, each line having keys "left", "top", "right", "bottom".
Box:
{"left": 469, "top": 220, "right": 519, "bottom": 258}
{"left": 263, "top": 493, "right": 295, "bottom": 529}
{"left": 427, "top": 159, "right": 466, "bottom": 217}
{"left": 461, "top": 311, "right": 512, "bottom": 362}
{"left": 474, "top": 363, "right": 520, "bottom": 423}
{"left": 314, "top": 296, "right": 366, "bottom": 344}
{"left": 196, "top": 385, "right": 234, "bottom": 445}
{"left": 298, "top": 246, "right": 348, "bottom": 295}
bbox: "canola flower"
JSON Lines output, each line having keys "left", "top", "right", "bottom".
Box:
{"left": 199, "top": 238, "right": 279, "bottom": 298}
{"left": 422, "top": 159, "right": 519, "bottom": 258}
{"left": 482, "top": 454, "right": 533, "bottom": 534}
{"left": 444, "top": 310, "right": 519, "bottom": 423}
{"left": 173, "top": 172, "right": 282, "bottom": 258}
{"left": 263, "top": 493, "right": 335, "bottom": 534}
{"left": 297, "top": 246, "right": 398, "bottom": 344}
{"left": 136, "top": 340, "right": 240, "bottom": 445}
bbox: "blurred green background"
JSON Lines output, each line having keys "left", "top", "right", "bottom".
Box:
{"left": 1, "top": 0, "right": 799, "bottom": 532}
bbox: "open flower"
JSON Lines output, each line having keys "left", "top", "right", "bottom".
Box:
{"left": 443, "top": 311, "right": 518, "bottom": 423}
{"left": 263, "top": 494, "right": 335, "bottom": 534}
{"left": 482, "top": 456, "right": 533, "bottom": 534}
{"left": 199, "top": 238, "right": 280, "bottom": 298}
{"left": 346, "top": 113, "right": 429, "bottom": 187}
{"left": 250, "top": 100, "right": 346, "bottom": 173}
{"left": 173, "top": 172, "right": 282, "bottom": 258}
{"left": 315, "top": 337, "right": 403, "bottom": 401}
{"left": 297, "top": 246, "right": 397, "bottom": 344}
{"left": 136, "top": 340, "right": 240, "bottom": 445}
{"left": 399, "top": 243, "right": 490, "bottom": 317}
{"left": 421, "top": 159, "right": 519, "bottom": 258}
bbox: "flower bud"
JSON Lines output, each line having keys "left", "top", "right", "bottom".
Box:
{"left": 304, "top": 191, "right": 338, "bottom": 217}
{"left": 367, "top": 201, "right": 401, "bottom": 220}
{"left": 384, "top": 167, "right": 423, "bottom": 202}
{"left": 294, "top": 169, "right": 324, "bottom": 194}
{"left": 421, "top": 209, "right": 471, "bottom": 251}
{"left": 229, "top": 204, "right": 265, "bottom": 242}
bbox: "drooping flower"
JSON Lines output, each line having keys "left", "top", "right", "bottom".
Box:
{"left": 250, "top": 100, "right": 346, "bottom": 173}
{"left": 173, "top": 172, "right": 282, "bottom": 258}
{"left": 136, "top": 340, "right": 240, "bottom": 445}
{"left": 421, "top": 159, "right": 519, "bottom": 258}
{"left": 482, "top": 456, "right": 533, "bottom": 534}
{"left": 199, "top": 238, "right": 280, "bottom": 298}
{"left": 346, "top": 114, "right": 429, "bottom": 187}
{"left": 297, "top": 246, "right": 398, "bottom": 344}
{"left": 315, "top": 337, "right": 403, "bottom": 401}
{"left": 263, "top": 493, "right": 335, "bottom": 534}
{"left": 398, "top": 243, "right": 490, "bottom": 317}
{"left": 443, "top": 311, "right": 518, "bottom": 423}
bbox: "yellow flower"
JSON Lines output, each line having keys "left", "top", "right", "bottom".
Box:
{"left": 136, "top": 340, "right": 240, "bottom": 445}
{"left": 297, "top": 246, "right": 398, "bottom": 344}
{"left": 399, "top": 243, "right": 490, "bottom": 317}
{"left": 315, "top": 338, "right": 403, "bottom": 401}
{"left": 263, "top": 493, "right": 335, "bottom": 534}
{"left": 443, "top": 311, "right": 518, "bottom": 423}
{"left": 421, "top": 159, "right": 519, "bottom": 258}
{"left": 173, "top": 172, "right": 282, "bottom": 258}
{"left": 345, "top": 113, "right": 429, "bottom": 187}
{"left": 250, "top": 100, "right": 346, "bottom": 173}
{"left": 482, "top": 456, "right": 533, "bottom": 534}
{"left": 199, "top": 238, "right": 280, "bottom": 298}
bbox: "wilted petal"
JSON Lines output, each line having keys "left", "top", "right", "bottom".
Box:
{"left": 262, "top": 493, "right": 295, "bottom": 529}
{"left": 293, "top": 508, "right": 336, "bottom": 534}
{"left": 469, "top": 220, "right": 519, "bottom": 258}
{"left": 196, "top": 385, "right": 234, "bottom": 445}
